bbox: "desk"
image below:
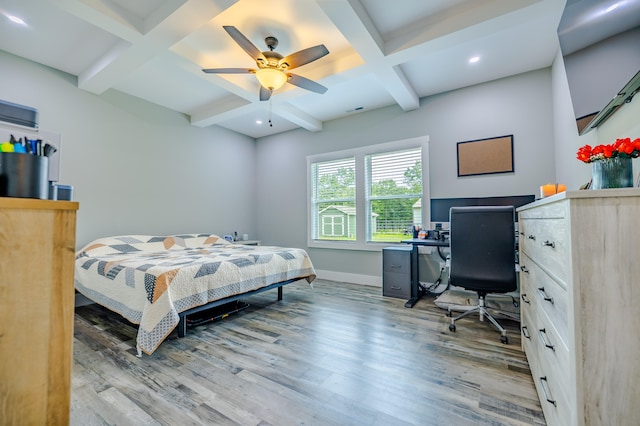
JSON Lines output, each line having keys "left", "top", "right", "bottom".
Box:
{"left": 401, "top": 238, "right": 449, "bottom": 308}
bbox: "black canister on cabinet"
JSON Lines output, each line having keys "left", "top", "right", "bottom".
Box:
{"left": 0, "top": 152, "right": 49, "bottom": 199}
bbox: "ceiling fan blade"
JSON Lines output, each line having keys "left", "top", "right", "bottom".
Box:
{"left": 287, "top": 73, "right": 328, "bottom": 94}
{"left": 223, "top": 26, "right": 267, "bottom": 63}
{"left": 202, "top": 68, "right": 256, "bottom": 74}
{"left": 280, "top": 45, "right": 329, "bottom": 69}
{"left": 259, "top": 85, "right": 271, "bottom": 101}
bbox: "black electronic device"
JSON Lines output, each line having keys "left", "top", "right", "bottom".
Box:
{"left": 429, "top": 195, "right": 535, "bottom": 223}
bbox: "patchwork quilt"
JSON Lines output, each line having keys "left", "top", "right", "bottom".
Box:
{"left": 74, "top": 234, "right": 316, "bottom": 355}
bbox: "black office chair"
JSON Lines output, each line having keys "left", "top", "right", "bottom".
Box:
{"left": 446, "top": 206, "right": 517, "bottom": 344}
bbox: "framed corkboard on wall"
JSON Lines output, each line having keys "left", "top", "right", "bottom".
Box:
{"left": 457, "top": 135, "right": 514, "bottom": 177}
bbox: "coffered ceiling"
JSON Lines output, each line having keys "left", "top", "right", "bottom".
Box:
{"left": 0, "top": 0, "right": 567, "bottom": 138}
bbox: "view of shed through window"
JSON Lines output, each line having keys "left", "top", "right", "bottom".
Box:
{"left": 312, "top": 157, "right": 357, "bottom": 240}
{"left": 310, "top": 147, "right": 422, "bottom": 243}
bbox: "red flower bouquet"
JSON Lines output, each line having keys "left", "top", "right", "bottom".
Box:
{"left": 577, "top": 137, "right": 640, "bottom": 163}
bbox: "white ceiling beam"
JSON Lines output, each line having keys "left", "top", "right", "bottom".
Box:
{"left": 190, "top": 96, "right": 254, "bottom": 127}
{"left": 54, "top": 0, "right": 239, "bottom": 94}
{"left": 384, "top": 0, "right": 541, "bottom": 57}
{"left": 375, "top": 66, "right": 419, "bottom": 111}
{"left": 316, "top": 0, "right": 384, "bottom": 55}
{"left": 384, "top": 0, "right": 545, "bottom": 64}
{"left": 317, "top": 0, "right": 419, "bottom": 111}
{"left": 49, "top": 0, "right": 144, "bottom": 40}
{"left": 277, "top": 104, "right": 323, "bottom": 132}
{"left": 191, "top": 98, "right": 323, "bottom": 133}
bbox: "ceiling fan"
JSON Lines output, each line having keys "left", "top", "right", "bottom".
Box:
{"left": 202, "top": 26, "right": 329, "bottom": 101}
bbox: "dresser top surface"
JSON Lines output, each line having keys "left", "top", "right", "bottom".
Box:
{"left": 517, "top": 188, "right": 640, "bottom": 211}
{"left": 0, "top": 197, "right": 78, "bottom": 211}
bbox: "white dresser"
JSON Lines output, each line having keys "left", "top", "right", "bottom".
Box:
{"left": 517, "top": 189, "right": 640, "bottom": 426}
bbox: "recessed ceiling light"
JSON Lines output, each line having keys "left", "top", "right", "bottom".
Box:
{"left": 469, "top": 56, "right": 480, "bottom": 64}
{"left": 5, "top": 14, "right": 26, "bottom": 25}
{"left": 256, "top": 120, "right": 263, "bottom": 125}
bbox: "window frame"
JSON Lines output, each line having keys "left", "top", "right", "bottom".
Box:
{"left": 307, "top": 136, "right": 430, "bottom": 251}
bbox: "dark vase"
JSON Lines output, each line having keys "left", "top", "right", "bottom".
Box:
{"left": 591, "top": 157, "right": 633, "bottom": 189}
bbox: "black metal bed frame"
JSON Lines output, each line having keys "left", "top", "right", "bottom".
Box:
{"left": 176, "top": 278, "right": 300, "bottom": 338}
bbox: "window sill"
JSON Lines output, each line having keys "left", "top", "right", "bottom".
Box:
{"left": 307, "top": 240, "right": 407, "bottom": 251}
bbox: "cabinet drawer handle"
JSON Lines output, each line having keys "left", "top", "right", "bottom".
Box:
{"left": 539, "top": 376, "right": 557, "bottom": 406}
{"left": 520, "top": 265, "right": 529, "bottom": 274}
{"left": 538, "top": 328, "right": 555, "bottom": 351}
{"left": 527, "top": 234, "right": 536, "bottom": 241}
{"left": 390, "top": 286, "right": 402, "bottom": 290}
{"left": 521, "top": 325, "right": 531, "bottom": 339}
{"left": 390, "top": 264, "right": 402, "bottom": 269}
{"left": 543, "top": 240, "right": 555, "bottom": 248}
{"left": 521, "top": 293, "right": 530, "bottom": 304}
{"left": 537, "top": 287, "right": 554, "bottom": 304}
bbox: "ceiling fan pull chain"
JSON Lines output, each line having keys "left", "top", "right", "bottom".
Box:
{"left": 269, "top": 97, "right": 273, "bottom": 127}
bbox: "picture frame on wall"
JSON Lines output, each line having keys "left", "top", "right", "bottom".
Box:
{"left": 457, "top": 135, "right": 514, "bottom": 177}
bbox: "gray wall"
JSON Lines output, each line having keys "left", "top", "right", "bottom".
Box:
{"left": 255, "top": 69, "right": 556, "bottom": 281}
{"left": 562, "top": 27, "right": 640, "bottom": 121}
{"left": 255, "top": 55, "right": 640, "bottom": 283}
{"left": 1, "top": 50, "right": 257, "bottom": 248}
{"left": 3, "top": 46, "right": 638, "bottom": 283}
{"left": 551, "top": 47, "right": 640, "bottom": 190}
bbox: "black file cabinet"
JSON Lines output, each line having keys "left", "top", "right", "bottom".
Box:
{"left": 382, "top": 246, "right": 412, "bottom": 299}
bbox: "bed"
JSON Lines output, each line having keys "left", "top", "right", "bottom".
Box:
{"left": 74, "top": 234, "right": 316, "bottom": 355}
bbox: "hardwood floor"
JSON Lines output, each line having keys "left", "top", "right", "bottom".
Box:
{"left": 71, "top": 279, "right": 545, "bottom": 426}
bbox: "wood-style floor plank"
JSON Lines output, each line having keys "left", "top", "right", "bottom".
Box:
{"left": 71, "top": 279, "right": 545, "bottom": 425}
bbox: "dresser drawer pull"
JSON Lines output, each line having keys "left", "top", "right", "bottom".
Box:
{"left": 538, "top": 328, "right": 555, "bottom": 351}
{"left": 537, "top": 287, "right": 554, "bottom": 304}
{"left": 522, "top": 325, "right": 531, "bottom": 339}
{"left": 390, "top": 286, "right": 402, "bottom": 290}
{"left": 390, "top": 264, "right": 403, "bottom": 269}
{"left": 543, "top": 240, "right": 555, "bottom": 248}
{"left": 521, "top": 293, "right": 530, "bottom": 304}
{"left": 527, "top": 234, "right": 536, "bottom": 241}
{"left": 539, "top": 376, "right": 557, "bottom": 406}
{"left": 520, "top": 265, "right": 529, "bottom": 274}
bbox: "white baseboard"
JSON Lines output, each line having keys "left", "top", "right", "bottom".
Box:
{"left": 314, "top": 269, "right": 381, "bottom": 287}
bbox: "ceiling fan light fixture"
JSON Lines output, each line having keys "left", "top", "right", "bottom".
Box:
{"left": 256, "top": 68, "right": 288, "bottom": 91}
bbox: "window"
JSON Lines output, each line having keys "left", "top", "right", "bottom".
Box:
{"left": 310, "top": 157, "right": 356, "bottom": 241}
{"left": 308, "top": 136, "right": 429, "bottom": 250}
{"left": 366, "top": 148, "right": 423, "bottom": 242}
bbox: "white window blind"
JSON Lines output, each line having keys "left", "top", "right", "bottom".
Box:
{"left": 365, "top": 148, "right": 422, "bottom": 242}
{"left": 310, "top": 157, "right": 356, "bottom": 241}
{"left": 307, "top": 136, "right": 429, "bottom": 250}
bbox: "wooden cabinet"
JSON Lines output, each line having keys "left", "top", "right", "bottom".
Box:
{"left": 0, "top": 197, "right": 78, "bottom": 425}
{"left": 517, "top": 189, "right": 640, "bottom": 425}
{"left": 382, "top": 246, "right": 412, "bottom": 299}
